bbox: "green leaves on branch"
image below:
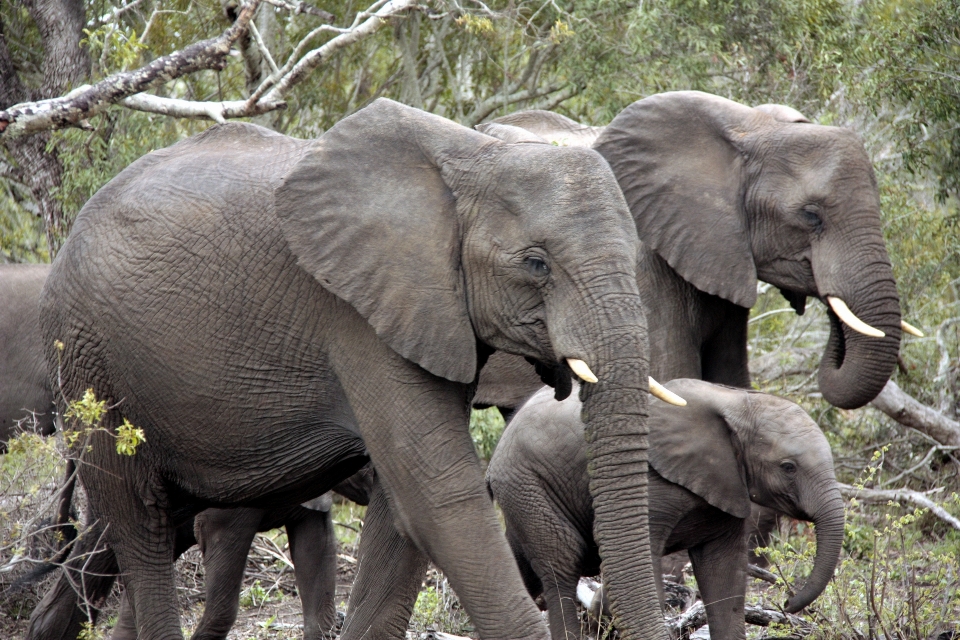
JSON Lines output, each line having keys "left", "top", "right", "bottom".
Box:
{"left": 64, "top": 387, "right": 145, "bottom": 456}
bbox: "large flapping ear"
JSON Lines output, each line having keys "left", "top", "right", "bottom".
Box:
{"left": 594, "top": 91, "right": 759, "bottom": 308}
{"left": 753, "top": 103, "right": 811, "bottom": 123}
{"left": 491, "top": 110, "right": 604, "bottom": 148}
{"left": 276, "top": 99, "right": 498, "bottom": 384}
{"left": 648, "top": 379, "right": 752, "bottom": 519}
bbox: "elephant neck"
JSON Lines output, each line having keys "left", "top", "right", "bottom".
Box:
{"left": 637, "top": 248, "right": 746, "bottom": 382}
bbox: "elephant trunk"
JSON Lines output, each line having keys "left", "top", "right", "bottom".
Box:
{"left": 575, "top": 288, "right": 668, "bottom": 640}
{"left": 784, "top": 486, "right": 845, "bottom": 613}
{"left": 815, "top": 233, "right": 901, "bottom": 409}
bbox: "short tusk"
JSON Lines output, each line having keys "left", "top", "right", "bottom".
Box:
{"left": 826, "top": 296, "right": 885, "bottom": 338}
{"left": 567, "top": 358, "right": 598, "bottom": 384}
{"left": 649, "top": 377, "right": 687, "bottom": 406}
{"left": 901, "top": 320, "right": 924, "bottom": 338}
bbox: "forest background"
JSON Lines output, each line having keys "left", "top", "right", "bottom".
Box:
{"left": 1, "top": 0, "right": 959, "bottom": 638}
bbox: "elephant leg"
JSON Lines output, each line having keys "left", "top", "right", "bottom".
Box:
{"left": 334, "top": 339, "right": 547, "bottom": 640}
{"left": 83, "top": 428, "right": 181, "bottom": 640}
{"left": 341, "top": 475, "right": 429, "bottom": 640}
{"left": 111, "top": 589, "right": 137, "bottom": 640}
{"left": 746, "top": 505, "right": 780, "bottom": 568}
{"left": 539, "top": 569, "right": 582, "bottom": 640}
{"left": 688, "top": 520, "right": 748, "bottom": 640}
{"left": 286, "top": 508, "right": 338, "bottom": 640}
{"left": 25, "top": 518, "right": 119, "bottom": 640}
{"left": 190, "top": 508, "right": 264, "bottom": 640}
{"left": 115, "top": 515, "right": 197, "bottom": 640}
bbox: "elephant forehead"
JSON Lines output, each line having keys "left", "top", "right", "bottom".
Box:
{"left": 487, "top": 146, "right": 635, "bottom": 234}
{"left": 748, "top": 396, "right": 832, "bottom": 459}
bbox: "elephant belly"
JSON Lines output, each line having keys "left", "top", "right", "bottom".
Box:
{"left": 44, "top": 136, "right": 369, "bottom": 508}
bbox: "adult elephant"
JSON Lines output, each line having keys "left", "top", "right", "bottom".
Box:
{"left": 329, "top": 92, "right": 905, "bottom": 639}
{"left": 37, "top": 99, "right": 673, "bottom": 640}
{"left": 476, "top": 90, "right": 904, "bottom": 411}
{"left": 0, "top": 263, "right": 55, "bottom": 450}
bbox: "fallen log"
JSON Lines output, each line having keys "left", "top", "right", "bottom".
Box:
{"left": 870, "top": 380, "right": 960, "bottom": 449}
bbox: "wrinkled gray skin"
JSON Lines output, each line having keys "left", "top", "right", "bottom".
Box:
{"left": 0, "top": 264, "right": 55, "bottom": 449}
{"left": 472, "top": 90, "right": 899, "bottom": 582}
{"left": 477, "top": 90, "right": 902, "bottom": 412}
{"left": 487, "top": 380, "right": 844, "bottom": 640}
{"left": 36, "top": 99, "right": 663, "bottom": 640}
{"left": 29, "top": 469, "right": 373, "bottom": 640}
{"left": 329, "top": 92, "right": 902, "bottom": 637}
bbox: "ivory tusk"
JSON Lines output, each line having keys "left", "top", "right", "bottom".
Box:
{"left": 567, "top": 358, "right": 598, "bottom": 384}
{"left": 649, "top": 377, "right": 687, "bottom": 406}
{"left": 901, "top": 320, "right": 924, "bottom": 338}
{"left": 826, "top": 296, "right": 885, "bottom": 338}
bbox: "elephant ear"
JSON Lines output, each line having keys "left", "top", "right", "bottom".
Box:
{"left": 594, "top": 91, "right": 759, "bottom": 308}
{"left": 276, "top": 98, "right": 497, "bottom": 384}
{"left": 491, "top": 110, "right": 604, "bottom": 148}
{"left": 753, "top": 103, "right": 811, "bottom": 123}
{"left": 648, "top": 379, "right": 751, "bottom": 518}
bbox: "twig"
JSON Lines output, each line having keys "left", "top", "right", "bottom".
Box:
{"left": 749, "top": 563, "right": 780, "bottom": 585}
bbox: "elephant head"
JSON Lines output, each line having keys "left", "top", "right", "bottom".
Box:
{"left": 494, "top": 92, "right": 902, "bottom": 409}
{"left": 276, "top": 99, "right": 667, "bottom": 639}
{"left": 595, "top": 91, "right": 900, "bottom": 409}
{"left": 650, "top": 378, "right": 844, "bottom": 613}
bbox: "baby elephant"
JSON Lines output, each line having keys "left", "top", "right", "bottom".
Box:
{"left": 487, "top": 379, "right": 844, "bottom": 640}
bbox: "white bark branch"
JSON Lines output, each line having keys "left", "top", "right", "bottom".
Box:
{"left": 840, "top": 483, "right": 960, "bottom": 531}
{"left": 0, "top": 1, "right": 261, "bottom": 138}
{"left": 120, "top": 93, "right": 284, "bottom": 123}
{"left": 870, "top": 379, "right": 960, "bottom": 448}
{"left": 259, "top": 0, "right": 418, "bottom": 103}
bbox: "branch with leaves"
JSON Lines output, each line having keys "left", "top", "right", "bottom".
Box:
{"left": 0, "top": 0, "right": 418, "bottom": 138}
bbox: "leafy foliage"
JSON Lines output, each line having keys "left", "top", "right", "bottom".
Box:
{"left": 3, "top": 0, "right": 960, "bottom": 635}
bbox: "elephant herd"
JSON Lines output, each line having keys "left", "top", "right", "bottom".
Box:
{"left": 0, "top": 90, "right": 912, "bottom": 640}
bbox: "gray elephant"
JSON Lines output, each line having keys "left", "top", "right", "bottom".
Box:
{"left": 487, "top": 379, "right": 844, "bottom": 640}
{"left": 475, "top": 90, "right": 903, "bottom": 411}
{"left": 29, "top": 469, "right": 374, "bottom": 640}
{"left": 314, "top": 91, "right": 905, "bottom": 638}
{"left": 36, "top": 98, "right": 674, "bottom": 640}
{"left": 0, "top": 263, "right": 55, "bottom": 449}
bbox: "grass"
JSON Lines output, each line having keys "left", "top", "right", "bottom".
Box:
{"left": 3, "top": 406, "right": 959, "bottom": 639}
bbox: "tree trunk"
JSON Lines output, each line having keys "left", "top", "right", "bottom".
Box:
{"left": 0, "top": 0, "right": 90, "bottom": 257}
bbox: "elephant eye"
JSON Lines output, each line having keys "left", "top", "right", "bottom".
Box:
{"left": 780, "top": 461, "right": 797, "bottom": 474}
{"left": 525, "top": 256, "right": 550, "bottom": 278}
{"left": 801, "top": 205, "right": 823, "bottom": 229}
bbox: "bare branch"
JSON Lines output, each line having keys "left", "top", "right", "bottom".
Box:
{"left": 260, "top": 0, "right": 418, "bottom": 103}
{"left": 666, "top": 601, "right": 814, "bottom": 636}
{"left": 0, "top": 1, "right": 261, "bottom": 138}
{"left": 840, "top": 483, "right": 960, "bottom": 531}
{"left": 748, "top": 563, "right": 780, "bottom": 585}
{"left": 120, "top": 93, "right": 284, "bottom": 123}
{"left": 870, "top": 380, "right": 960, "bottom": 448}
{"left": 465, "top": 84, "right": 570, "bottom": 126}
{"left": 262, "top": 0, "right": 335, "bottom": 21}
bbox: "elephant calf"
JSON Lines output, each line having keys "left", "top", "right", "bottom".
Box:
{"left": 487, "top": 379, "right": 844, "bottom": 640}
